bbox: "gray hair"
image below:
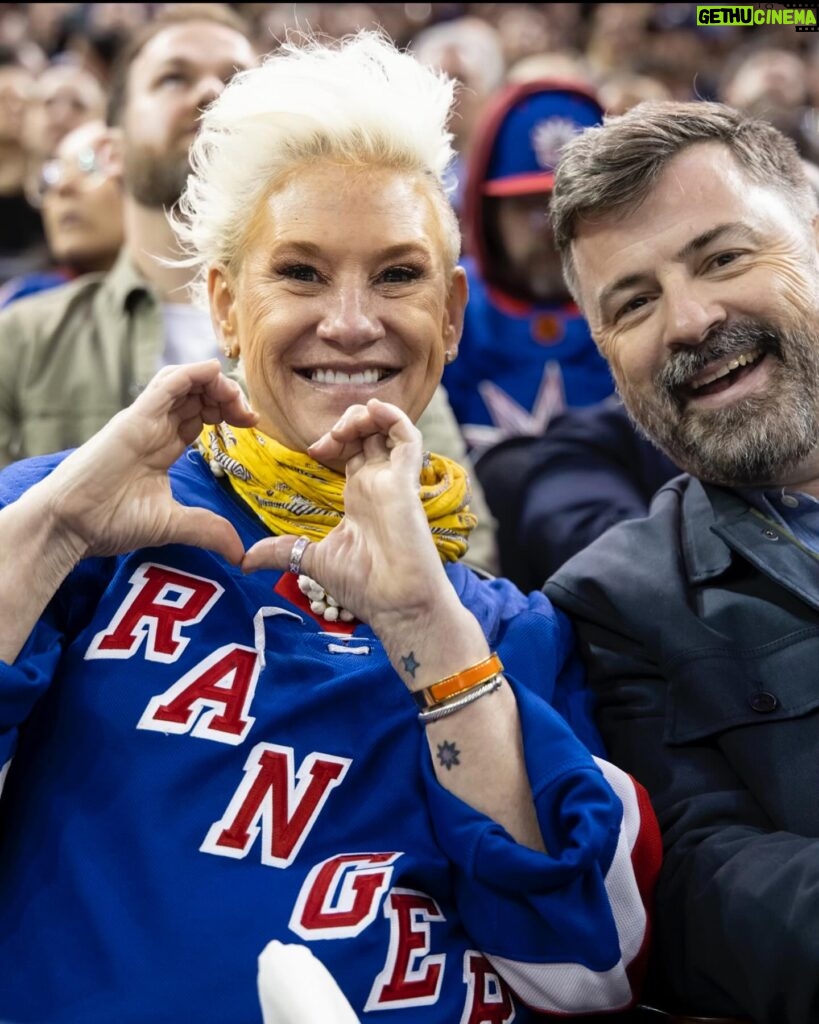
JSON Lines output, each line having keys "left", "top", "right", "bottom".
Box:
{"left": 171, "top": 31, "right": 462, "bottom": 306}
{"left": 550, "top": 100, "right": 818, "bottom": 303}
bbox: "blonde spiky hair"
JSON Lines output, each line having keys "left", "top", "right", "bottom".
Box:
{"left": 171, "top": 31, "right": 462, "bottom": 306}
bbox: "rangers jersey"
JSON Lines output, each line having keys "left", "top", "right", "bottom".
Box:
{"left": 0, "top": 450, "right": 659, "bottom": 1023}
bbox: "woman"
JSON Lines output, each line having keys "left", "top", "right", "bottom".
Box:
{"left": 0, "top": 119, "right": 124, "bottom": 308}
{"left": 0, "top": 33, "right": 658, "bottom": 1023}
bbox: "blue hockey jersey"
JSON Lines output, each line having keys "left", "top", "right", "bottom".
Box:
{"left": 0, "top": 450, "right": 658, "bottom": 1023}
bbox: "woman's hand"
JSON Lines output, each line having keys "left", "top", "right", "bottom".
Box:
{"left": 242, "top": 399, "right": 451, "bottom": 628}
{"left": 41, "top": 360, "right": 258, "bottom": 564}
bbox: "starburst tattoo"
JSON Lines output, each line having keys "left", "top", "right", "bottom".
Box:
{"left": 436, "top": 740, "right": 461, "bottom": 771}
{"left": 400, "top": 651, "right": 420, "bottom": 678}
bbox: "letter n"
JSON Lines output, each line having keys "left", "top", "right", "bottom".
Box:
{"left": 201, "top": 743, "right": 350, "bottom": 867}
{"left": 459, "top": 952, "right": 515, "bottom": 1024}
{"left": 86, "top": 563, "right": 222, "bottom": 663}
{"left": 138, "top": 644, "right": 260, "bottom": 744}
{"left": 365, "top": 888, "right": 446, "bottom": 1011}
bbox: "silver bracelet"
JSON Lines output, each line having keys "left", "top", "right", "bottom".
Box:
{"left": 417, "top": 675, "right": 503, "bottom": 724}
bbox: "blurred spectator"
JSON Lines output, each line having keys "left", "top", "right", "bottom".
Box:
{"left": 22, "top": 3, "right": 79, "bottom": 59}
{"left": 61, "top": 4, "right": 154, "bottom": 86}
{"left": 719, "top": 46, "right": 819, "bottom": 162}
{"left": 442, "top": 79, "right": 613, "bottom": 451}
{"left": 494, "top": 4, "right": 555, "bottom": 67}
{"left": 0, "top": 8, "right": 47, "bottom": 74}
{"left": 476, "top": 397, "right": 678, "bottom": 590}
{"left": 245, "top": 3, "right": 324, "bottom": 47}
{"left": 0, "top": 4, "right": 256, "bottom": 468}
{"left": 412, "top": 16, "right": 505, "bottom": 214}
{"left": 21, "top": 58, "right": 105, "bottom": 204}
{"left": 506, "top": 51, "right": 595, "bottom": 89}
{"left": 598, "top": 71, "right": 672, "bottom": 115}
{"left": 321, "top": 3, "right": 381, "bottom": 38}
{"left": 638, "top": 27, "right": 714, "bottom": 100}
{"left": 0, "top": 49, "right": 44, "bottom": 281}
{"left": 586, "top": 3, "right": 654, "bottom": 78}
{"left": 0, "top": 118, "right": 123, "bottom": 308}
{"left": 23, "top": 59, "right": 104, "bottom": 158}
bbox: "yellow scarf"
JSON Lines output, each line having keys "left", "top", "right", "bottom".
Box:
{"left": 197, "top": 423, "right": 477, "bottom": 562}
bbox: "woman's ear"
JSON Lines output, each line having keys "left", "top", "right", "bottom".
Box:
{"left": 443, "top": 266, "right": 468, "bottom": 363}
{"left": 208, "top": 265, "right": 239, "bottom": 359}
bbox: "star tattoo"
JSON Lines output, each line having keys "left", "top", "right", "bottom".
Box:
{"left": 400, "top": 652, "right": 420, "bottom": 678}
{"left": 436, "top": 740, "right": 461, "bottom": 771}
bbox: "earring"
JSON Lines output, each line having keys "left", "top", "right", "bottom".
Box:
{"left": 444, "top": 350, "right": 455, "bottom": 364}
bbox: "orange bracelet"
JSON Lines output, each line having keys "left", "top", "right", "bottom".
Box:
{"left": 411, "top": 653, "right": 504, "bottom": 710}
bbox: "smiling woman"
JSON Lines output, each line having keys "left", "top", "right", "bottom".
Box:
{"left": 207, "top": 163, "right": 465, "bottom": 456}
{"left": 0, "top": 32, "right": 659, "bottom": 1024}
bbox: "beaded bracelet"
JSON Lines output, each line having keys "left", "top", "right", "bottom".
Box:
{"left": 411, "top": 653, "right": 504, "bottom": 711}
{"left": 417, "top": 675, "right": 503, "bottom": 724}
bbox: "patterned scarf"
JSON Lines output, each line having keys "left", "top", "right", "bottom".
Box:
{"left": 197, "top": 423, "right": 477, "bottom": 562}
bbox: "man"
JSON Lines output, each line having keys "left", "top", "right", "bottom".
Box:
{"left": 442, "top": 79, "right": 614, "bottom": 451}
{"left": 0, "top": 4, "right": 257, "bottom": 468}
{"left": 544, "top": 100, "right": 819, "bottom": 1023}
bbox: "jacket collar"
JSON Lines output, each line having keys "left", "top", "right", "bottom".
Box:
{"left": 681, "top": 475, "right": 819, "bottom": 612}
{"left": 681, "top": 477, "right": 745, "bottom": 583}
{"left": 102, "top": 247, "right": 154, "bottom": 313}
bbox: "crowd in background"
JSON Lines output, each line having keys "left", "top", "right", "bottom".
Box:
{"left": 2, "top": 2, "right": 818, "bottom": 286}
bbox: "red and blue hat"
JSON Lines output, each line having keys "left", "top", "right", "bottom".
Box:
{"left": 482, "top": 82, "right": 604, "bottom": 197}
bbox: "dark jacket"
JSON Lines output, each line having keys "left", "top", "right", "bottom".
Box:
{"left": 476, "top": 397, "right": 676, "bottom": 589}
{"left": 545, "top": 475, "right": 819, "bottom": 1024}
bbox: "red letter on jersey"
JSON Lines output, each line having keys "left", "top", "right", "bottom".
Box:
{"left": 460, "top": 952, "right": 515, "bottom": 1024}
{"left": 201, "top": 743, "right": 351, "bottom": 868}
{"left": 290, "top": 852, "right": 401, "bottom": 940}
{"left": 137, "top": 644, "right": 260, "bottom": 745}
{"left": 86, "top": 563, "right": 222, "bottom": 663}
{"left": 365, "top": 888, "right": 446, "bottom": 1011}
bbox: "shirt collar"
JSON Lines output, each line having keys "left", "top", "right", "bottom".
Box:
{"left": 104, "top": 247, "right": 154, "bottom": 312}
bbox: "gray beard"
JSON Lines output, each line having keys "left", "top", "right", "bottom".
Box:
{"left": 620, "top": 318, "right": 819, "bottom": 488}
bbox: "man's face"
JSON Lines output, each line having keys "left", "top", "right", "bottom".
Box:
{"left": 0, "top": 66, "right": 33, "bottom": 145}
{"left": 487, "top": 192, "right": 570, "bottom": 304}
{"left": 572, "top": 142, "right": 819, "bottom": 488}
{"left": 121, "top": 21, "right": 256, "bottom": 209}
{"left": 23, "top": 65, "right": 104, "bottom": 159}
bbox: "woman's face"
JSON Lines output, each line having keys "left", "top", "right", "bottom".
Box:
{"left": 210, "top": 163, "right": 466, "bottom": 454}
{"left": 41, "top": 121, "right": 124, "bottom": 272}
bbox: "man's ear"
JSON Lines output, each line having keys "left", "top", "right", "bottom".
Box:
{"left": 96, "top": 127, "right": 124, "bottom": 182}
{"left": 208, "top": 265, "right": 239, "bottom": 358}
{"left": 443, "top": 266, "right": 468, "bottom": 363}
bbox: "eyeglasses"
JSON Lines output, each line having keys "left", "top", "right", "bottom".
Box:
{"left": 30, "top": 146, "right": 106, "bottom": 206}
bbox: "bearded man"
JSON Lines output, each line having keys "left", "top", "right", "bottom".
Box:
{"left": 543, "top": 101, "right": 819, "bottom": 1024}
{"left": 0, "top": 4, "right": 256, "bottom": 468}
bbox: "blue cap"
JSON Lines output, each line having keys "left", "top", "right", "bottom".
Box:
{"left": 484, "top": 85, "right": 603, "bottom": 196}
